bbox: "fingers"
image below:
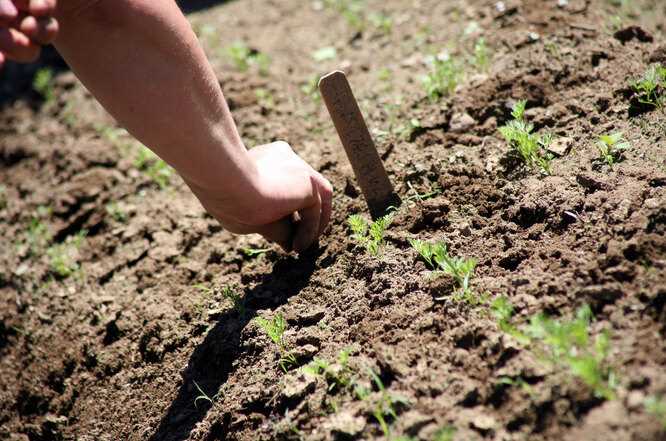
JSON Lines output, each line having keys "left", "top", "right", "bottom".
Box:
{"left": 255, "top": 216, "right": 295, "bottom": 252}
{"left": 314, "top": 173, "right": 333, "bottom": 235}
{"left": 18, "top": 14, "right": 57, "bottom": 44}
{"left": 292, "top": 177, "right": 322, "bottom": 253}
{"left": 0, "top": 27, "right": 40, "bottom": 62}
{"left": 13, "top": 0, "right": 56, "bottom": 17}
{"left": 0, "top": 0, "right": 18, "bottom": 24}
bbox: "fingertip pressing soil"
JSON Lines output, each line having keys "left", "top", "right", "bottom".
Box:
{"left": 1, "top": 0, "right": 666, "bottom": 440}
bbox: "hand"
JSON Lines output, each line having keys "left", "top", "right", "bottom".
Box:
{"left": 187, "top": 141, "right": 334, "bottom": 253}
{"left": 0, "top": 0, "right": 58, "bottom": 68}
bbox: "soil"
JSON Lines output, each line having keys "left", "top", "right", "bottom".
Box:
{"left": 1, "top": 0, "right": 666, "bottom": 440}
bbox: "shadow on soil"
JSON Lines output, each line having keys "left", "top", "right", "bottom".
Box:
{"left": 149, "top": 249, "right": 321, "bottom": 441}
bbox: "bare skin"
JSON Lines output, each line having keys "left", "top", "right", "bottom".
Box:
{"left": 1, "top": 0, "right": 333, "bottom": 252}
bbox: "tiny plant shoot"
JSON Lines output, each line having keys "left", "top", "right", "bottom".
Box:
{"left": 645, "top": 395, "right": 666, "bottom": 428}
{"left": 631, "top": 63, "right": 666, "bottom": 108}
{"left": 494, "top": 299, "right": 618, "bottom": 400}
{"left": 410, "top": 239, "right": 481, "bottom": 304}
{"left": 499, "top": 100, "right": 554, "bottom": 175}
{"left": 134, "top": 146, "right": 173, "bottom": 189}
{"left": 347, "top": 214, "right": 392, "bottom": 256}
{"left": 33, "top": 68, "right": 55, "bottom": 103}
{"left": 596, "top": 132, "right": 630, "bottom": 166}
{"left": 255, "top": 314, "right": 297, "bottom": 372}
{"left": 226, "top": 41, "right": 271, "bottom": 76}
{"left": 423, "top": 55, "right": 463, "bottom": 101}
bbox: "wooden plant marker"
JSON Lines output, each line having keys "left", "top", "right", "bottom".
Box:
{"left": 318, "top": 70, "right": 400, "bottom": 219}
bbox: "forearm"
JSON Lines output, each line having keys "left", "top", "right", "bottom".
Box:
{"left": 54, "top": 0, "right": 256, "bottom": 202}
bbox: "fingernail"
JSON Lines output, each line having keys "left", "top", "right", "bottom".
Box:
{"left": 31, "top": 0, "right": 48, "bottom": 14}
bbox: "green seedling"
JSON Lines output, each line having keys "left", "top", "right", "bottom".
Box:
{"left": 47, "top": 230, "right": 86, "bottom": 279}
{"left": 33, "top": 67, "right": 55, "bottom": 103}
{"left": 241, "top": 247, "right": 270, "bottom": 258}
{"left": 409, "top": 239, "right": 478, "bottom": 302}
{"left": 105, "top": 202, "right": 128, "bottom": 223}
{"left": 364, "top": 368, "right": 409, "bottom": 439}
{"left": 301, "top": 74, "right": 322, "bottom": 102}
{"left": 221, "top": 285, "right": 245, "bottom": 318}
{"left": 631, "top": 64, "right": 666, "bottom": 108}
{"left": 24, "top": 217, "right": 51, "bottom": 256}
{"left": 527, "top": 305, "right": 618, "bottom": 400}
{"left": 254, "top": 88, "right": 275, "bottom": 109}
{"left": 490, "top": 296, "right": 530, "bottom": 344}
{"left": 193, "top": 380, "right": 220, "bottom": 408}
{"left": 645, "top": 395, "right": 666, "bottom": 428}
{"left": 226, "top": 41, "right": 271, "bottom": 75}
{"left": 377, "top": 67, "right": 392, "bottom": 82}
{"left": 368, "top": 12, "right": 393, "bottom": 34}
{"left": 423, "top": 55, "right": 463, "bottom": 101}
{"left": 0, "top": 185, "right": 6, "bottom": 210}
{"left": 134, "top": 146, "right": 173, "bottom": 189}
{"left": 347, "top": 214, "right": 392, "bottom": 256}
{"left": 433, "top": 426, "right": 456, "bottom": 441}
{"left": 473, "top": 37, "right": 490, "bottom": 71}
{"left": 312, "top": 46, "right": 337, "bottom": 62}
{"left": 405, "top": 180, "right": 440, "bottom": 202}
{"left": 499, "top": 99, "right": 554, "bottom": 175}
{"left": 323, "top": 0, "right": 365, "bottom": 31}
{"left": 596, "top": 132, "right": 630, "bottom": 166}
{"left": 256, "top": 313, "right": 297, "bottom": 372}
{"left": 302, "top": 348, "right": 354, "bottom": 392}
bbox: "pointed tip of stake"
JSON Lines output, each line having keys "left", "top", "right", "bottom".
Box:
{"left": 318, "top": 70, "right": 347, "bottom": 90}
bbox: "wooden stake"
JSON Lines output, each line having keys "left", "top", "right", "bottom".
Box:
{"left": 318, "top": 70, "right": 399, "bottom": 219}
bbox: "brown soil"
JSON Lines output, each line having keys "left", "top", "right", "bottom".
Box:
{"left": 1, "top": 0, "right": 666, "bottom": 440}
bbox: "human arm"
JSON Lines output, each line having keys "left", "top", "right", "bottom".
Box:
{"left": 53, "top": 0, "right": 332, "bottom": 252}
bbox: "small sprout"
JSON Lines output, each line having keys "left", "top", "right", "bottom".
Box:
{"left": 193, "top": 380, "right": 220, "bottom": 408}
{"left": 473, "top": 37, "right": 491, "bottom": 71}
{"left": 423, "top": 55, "right": 463, "bottom": 101}
{"left": 347, "top": 214, "right": 392, "bottom": 256}
{"left": 433, "top": 426, "right": 457, "bottom": 441}
{"left": 221, "top": 285, "right": 245, "bottom": 318}
{"left": 631, "top": 64, "right": 666, "bottom": 108}
{"left": 302, "top": 348, "right": 354, "bottom": 391}
{"left": 398, "top": 118, "right": 422, "bottom": 141}
{"left": 645, "top": 395, "right": 666, "bottom": 428}
{"left": 405, "top": 180, "right": 440, "bottom": 202}
{"left": 241, "top": 247, "right": 270, "bottom": 258}
{"left": 368, "top": 12, "right": 393, "bottom": 34}
{"left": 526, "top": 305, "right": 618, "bottom": 400}
{"left": 596, "top": 132, "right": 630, "bottom": 166}
{"left": 499, "top": 99, "right": 554, "bottom": 175}
{"left": 301, "top": 74, "right": 322, "bottom": 102}
{"left": 409, "top": 239, "right": 478, "bottom": 302}
{"left": 255, "top": 88, "right": 275, "bottom": 109}
{"left": 365, "top": 367, "right": 409, "bottom": 438}
{"left": 134, "top": 146, "right": 173, "bottom": 189}
{"left": 377, "top": 67, "right": 392, "bottom": 82}
{"left": 24, "top": 216, "right": 52, "bottom": 256}
{"left": 0, "top": 185, "right": 6, "bottom": 210}
{"left": 256, "top": 313, "right": 297, "bottom": 372}
{"left": 105, "top": 202, "right": 128, "bottom": 223}
{"left": 47, "top": 230, "right": 86, "bottom": 279}
{"left": 312, "top": 46, "right": 337, "bottom": 62}
{"left": 33, "top": 68, "right": 55, "bottom": 103}
{"left": 490, "top": 296, "right": 530, "bottom": 344}
{"left": 323, "top": 0, "right": 365, "bottom": 31}
{"left": 226, "top": 41, "right": 271, "bottom": 76}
